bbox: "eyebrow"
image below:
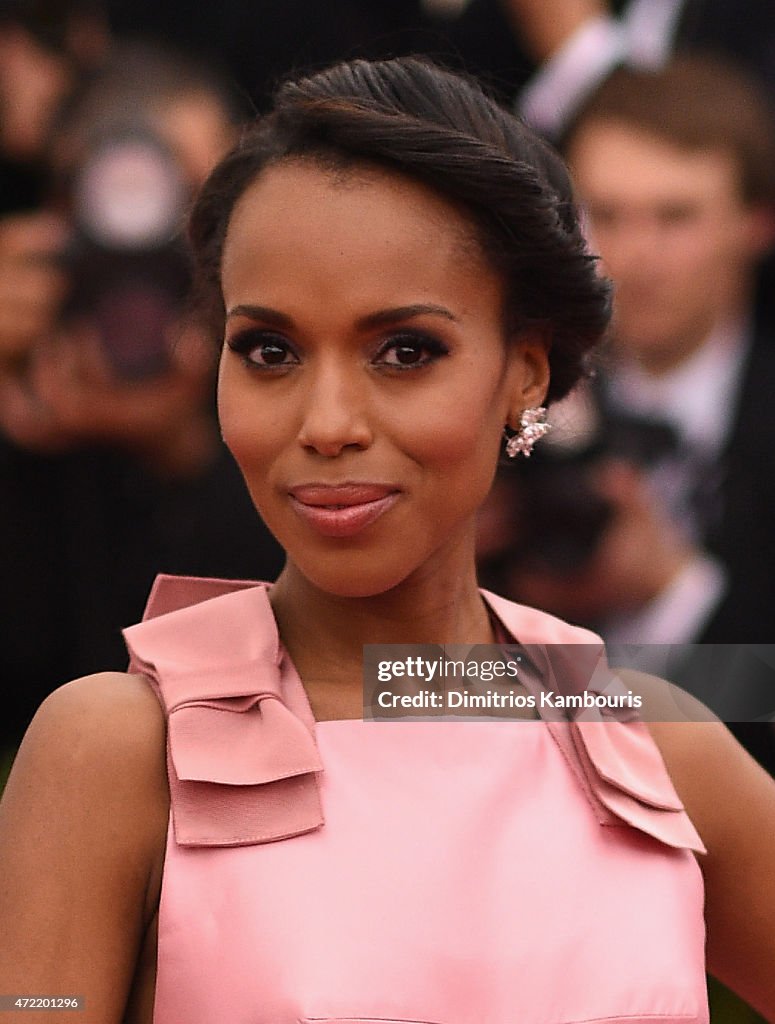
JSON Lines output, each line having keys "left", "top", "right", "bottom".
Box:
{"left": 225, "top": 303, "right": 460, "bottom": 329}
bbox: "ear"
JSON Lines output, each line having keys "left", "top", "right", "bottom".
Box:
{"left": 506, "top": 329, "right": 551, "bottom": 427}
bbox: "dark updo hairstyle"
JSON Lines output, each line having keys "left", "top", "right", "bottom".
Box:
{"left": 189, "top": 56, "right": 611, "bottom": 404}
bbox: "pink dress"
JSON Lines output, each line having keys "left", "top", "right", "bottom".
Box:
{"left": 124, "top": 575, "right": 709, "bottom": 1024}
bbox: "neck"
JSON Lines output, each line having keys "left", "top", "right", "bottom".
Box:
{"left": 633, "top": 332, "right": 711, "bottom": 377}
{"left": 269, "top": 533, "right": 494, "bottom": 701}
{"left": 625, "top": 302, "right": 749, "bottom": 379}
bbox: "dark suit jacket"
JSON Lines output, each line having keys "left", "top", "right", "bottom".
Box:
{"left": 686, "top": 324, "right": 775, "bottom": 771}
{"left": 699, "top": 325, "right": 775, "bottom": 643}
{"left": 677, "top": 0, "right": 775, "bottom": 102}
{"left": 595, "top": 325, "right": 775, "bottom": 771}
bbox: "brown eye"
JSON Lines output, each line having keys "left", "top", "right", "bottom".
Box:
{"left": 394, "top": 344, "right": 423, "bottom": 365}
{"left": 376, "top": 333, "right": 449, "bottom": 370}
{"left": 259, "top": 342, "right": 288, "bottom": 365}
{"left": 226, "top": 330, "right": 299, "bottom": 369}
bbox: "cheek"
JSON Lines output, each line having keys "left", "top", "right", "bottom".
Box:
{"left": 390, "top": 371, "right": 507, "bottom": 487}
{"left": 668, "top": 220, "right": 729, "bottom": 273}
{"left": 217, "top": 363, "right": 286, "bottom": 480}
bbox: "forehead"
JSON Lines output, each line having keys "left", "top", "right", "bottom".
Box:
{"left": 220, "top": 160, "right": 490, "bottom": 300}
{"left": 569, "top": 120, "right": 743, "bottom": 207}
{"left": 225, "top": 157, "right": 478, "bottom": 233}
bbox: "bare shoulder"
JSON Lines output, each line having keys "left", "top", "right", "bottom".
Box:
{"left": 5, "top": 671, "right": 168, "bottom": 824}
{"left": 32, "top": 668, "right": 165, "bottom": 738}
{"left": 614, "top": 667, "right": 772, "bottom": 846}
{"left": 3, "top": 669, "right": 170, "bottom": 907}
{"left": 6, "top": 668, "right": 167, "bottom": 797}
{"left": 0, "top": 673, "right": 169, "bottom": 1024}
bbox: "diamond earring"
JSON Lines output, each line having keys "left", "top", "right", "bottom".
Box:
{"left": 505, "top": 407, "right": 551, "bottom": 458}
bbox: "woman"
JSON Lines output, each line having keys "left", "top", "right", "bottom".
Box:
{"left": 1, "top": 56, "right": 774, "bottom": 1023}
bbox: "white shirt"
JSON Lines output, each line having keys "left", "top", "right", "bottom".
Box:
{"left": 608, "top": 318, "right": 749, "bottom": 458}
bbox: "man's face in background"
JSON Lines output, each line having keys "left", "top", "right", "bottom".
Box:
{"left": 568, "top": 119, "right": 767, "bottom": 373}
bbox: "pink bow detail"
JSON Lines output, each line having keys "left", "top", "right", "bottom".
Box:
{"left": 123, "top": 578, "right": 324, "bottom": 847}
{"left": 481, "top": 590, "right": 707, "bottom": 855}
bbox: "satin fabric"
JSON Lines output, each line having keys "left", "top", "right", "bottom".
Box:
{"left": 123, "top": 576, "right": 709, "bottom": 1024}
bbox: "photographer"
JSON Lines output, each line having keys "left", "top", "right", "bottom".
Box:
{"left": 0, "top": 45, "right": 283, "bottom": 747}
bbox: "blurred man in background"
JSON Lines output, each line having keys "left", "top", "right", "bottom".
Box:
{"left": 569, "top": 57, "right": 775, "bottom": 645}
{"left": 482, "top": 56, "right": 775, "bottom": 770}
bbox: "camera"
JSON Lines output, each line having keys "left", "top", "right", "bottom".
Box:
{"left": 60, "top": 126, "right": 192, "bottom": 380}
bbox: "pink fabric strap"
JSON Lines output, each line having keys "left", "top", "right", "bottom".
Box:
{"left": 484, "top": 589, "right": 706, "bottom": 854}
{"left": 123, "top": 575, "right": 705, "bottom": 854}
{"left": 123, "top": 577, "right": 323, "bottom": 847}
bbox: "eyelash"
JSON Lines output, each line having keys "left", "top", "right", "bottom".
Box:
{"left": 226, "top": 330, "right": 297, "bottom": 369}
{"left": 375, "top": 332, "right": 449, "bottom": 370}
{"left": 225, "top": 329, "right": 450, "bottom": 372}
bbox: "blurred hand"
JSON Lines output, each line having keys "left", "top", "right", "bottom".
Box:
{"left": 508, "top": 460, "right": 695, "bottom": 622}
{"left": 500, "top": 0, "right": 609, "bottom": 60}
{"left": 0, "top": 318, "right": 219, "bottom": 476}
{"left": 0, "top": 212, "right": 68, "bottom": 365}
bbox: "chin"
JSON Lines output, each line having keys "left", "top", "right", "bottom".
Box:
{"left": 291, "top": 551, "right": 421, "bottom": 601}
{"left": 618, "top": 321, "right": 679, "bottom": 358}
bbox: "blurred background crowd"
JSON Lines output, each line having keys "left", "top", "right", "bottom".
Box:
{"left": 2, "top": 0, "right": 775, "bottom": 788}
{"left": 2, "top": 0, "right": 775, "bottom": 1017}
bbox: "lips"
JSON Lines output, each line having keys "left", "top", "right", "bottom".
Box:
{"left": 288, "top": 483, "right": 400, "bottom": 538}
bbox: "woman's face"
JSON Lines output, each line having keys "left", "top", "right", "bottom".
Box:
{"left": 218, "top": 160, "right": 548, "bottom": 597}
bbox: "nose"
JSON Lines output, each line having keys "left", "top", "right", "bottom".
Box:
{"left": 296, "top": 357, "right": 373, "bottom": 458}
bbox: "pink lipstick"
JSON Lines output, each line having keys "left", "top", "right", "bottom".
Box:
{"left": 288, "top": 484, "right": 400, "bottom": 538}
